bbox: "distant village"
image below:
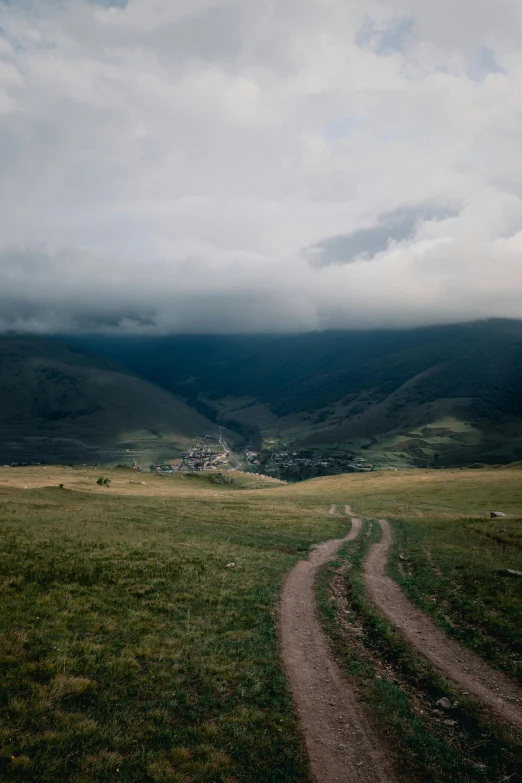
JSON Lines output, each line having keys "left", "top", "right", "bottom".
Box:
{"left": 147, "top": 435, "right": 372, "bottom": 481}
{"left": 149, "top": 433, "right": 235, "bottom": 474}
{"left": 7, "top": 438, "right": 374, "bottom": 480}
{"left": 180, "top": 434, "right": 232, "bottom": 471}
{"left": 261, "top": 450, "right": 373, "bottom": 481}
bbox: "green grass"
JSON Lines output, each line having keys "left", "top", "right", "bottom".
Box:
{"left": 317, "top": 520, "right": 522, "bottom": 783}
{"left": 325, "top": 468, "right": 522, "bottom": 679}
{"left": 0, "top": 480, "right": 347, "bottom": 782}
{"left": 388, "top": 515, "right": 522, "bottom": 680}
{"left": 1, "top": 466, "right": 522, "bottom": 782}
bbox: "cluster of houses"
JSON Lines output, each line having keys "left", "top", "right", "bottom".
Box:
{"left": 146, "top": 438, "right": 374, "bottom": 482}
{"left": 145, "top": 434, "right": 234, "bottom": 474}
{"left": 180, "top": 435, "right": 231, "bottom": 471}
{"left": 243, "top": 449, "right": 261, "bottom": 466}
{"left": 262, "top": 450, "right": 373, "bottom": 480}
{"left": 149, "top": 463, "right": 175, "bottom": 473}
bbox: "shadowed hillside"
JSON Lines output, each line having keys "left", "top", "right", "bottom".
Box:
{"left": 0, "top": 336, "right": 219, "bottom": 465}
{"left": 71, "top": 320, "right": 522, "bottom": 467}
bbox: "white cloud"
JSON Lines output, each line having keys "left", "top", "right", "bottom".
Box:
{"left": 0, "top": 0, "right": 521, "bottom": 333}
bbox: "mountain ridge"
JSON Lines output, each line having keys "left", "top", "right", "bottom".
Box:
{"left": 0, "top": 335, "right": 222, "bottom": 465}
{"left": 68, "top": 319, "right": 522, "bottom": 468}
{"left": 2, "top": 320, "right": 522, "bottom": 468}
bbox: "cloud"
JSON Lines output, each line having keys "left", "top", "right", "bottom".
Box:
{"left": 0, "top": 0, "right": 521, "bottom": 333}
{"left": 307, "top": 205, "right": 457, "bottom": 266}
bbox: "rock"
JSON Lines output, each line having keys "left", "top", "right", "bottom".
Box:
{"left": 436, "top": 697, "right": 452, "bottom": 709}
{"left": 444, "top": 719, "right": 457, "bottom": 726}
{"left": 490, "top": 511, "right": 506, "bottom": 518}
{"left": 226, "top": 562, "right": 235, "bottom": 568}
{"left": 504, "top": 569, "right": 522, "bottom": 578}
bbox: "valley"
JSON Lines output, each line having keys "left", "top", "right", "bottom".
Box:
{"left": 2, "top": 319, "right": 522, "bottom": 471}
{"left": 71, "top": 319, "right": 522, "bottom": 470}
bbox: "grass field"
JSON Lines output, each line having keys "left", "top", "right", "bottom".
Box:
{"left": 0, "top": 467, "right": 349, "bottom": 783}
{"left": 312, "top": 468, "right": 522, "bottom": 782}
{"left": 318, "top": 520, "right": 521, "bottom": 783}
{"left": 312, "top": 467, "right": 522, "bottom": 680}
{"left": 0, "top": 465, "right": 521, "bottom": 782}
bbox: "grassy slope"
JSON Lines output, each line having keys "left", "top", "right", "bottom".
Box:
{"left": 310, "top": 468, "right": 522, "bottom": 782}
{"left": 317, "top": 522, "right": 521, "bottom": 783}
{"left": 0, "top": 467, "right": 348, "bottom": 783}
{"left": 309, "top": 467, "right": 522, "bottom": 678}
{"left": 0, "top": 337, "right": 220, "bottom": 465}
{"left": 0, "top": 466, "right": 520, "bottom": 782}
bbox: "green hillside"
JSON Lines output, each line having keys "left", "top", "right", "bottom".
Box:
{"left": 0, "top": 466, "right": 520, "bottom": 783}
{"left": 0, "top": 336, "right": 219, "bottom": 465}
{"left": 72, "top": 320, "right": 522, "bottom": 467}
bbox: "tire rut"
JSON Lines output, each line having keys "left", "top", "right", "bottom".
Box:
{"left": 279, "top": 506, "right": 396, "bottom": 783}
{"left": 364, "top": 518, "right": 522, "bottom": 730}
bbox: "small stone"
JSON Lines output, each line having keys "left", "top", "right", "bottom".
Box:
{"left": 436, "top": 697, "right": 452, "bottom": 709}
{"left": 444, "top": 719, "right": 457, "bottom": 726}
{"left": 490, "top": 511, "right": 506, "bottom": 518}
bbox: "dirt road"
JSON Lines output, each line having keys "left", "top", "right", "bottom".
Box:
{"left": 279, "top": 506, "right": 396, "bottom": 783}
{"left": 364, "top": 518, "right": 522, "bottom": 730}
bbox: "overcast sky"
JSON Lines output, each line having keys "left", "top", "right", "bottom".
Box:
{"left": 1, "top": 0, "right": 522, "bottom": 333}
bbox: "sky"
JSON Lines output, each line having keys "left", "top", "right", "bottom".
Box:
{"left": 1, "top": 0, "right": 522, "bottom": 333}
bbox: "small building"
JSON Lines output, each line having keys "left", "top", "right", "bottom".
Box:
{"left": 150, "top": 464, "right": 175, "bottom": 473}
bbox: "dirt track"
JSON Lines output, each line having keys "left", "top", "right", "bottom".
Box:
{"left": 364, "top": 518, "right": 522, "bottom": 730}
{"left": 279, "top": 506, "right": 396, "bottom": 783}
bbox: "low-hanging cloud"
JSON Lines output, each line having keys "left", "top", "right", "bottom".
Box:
{"left": 1, "top": 0, "right": 522, "bottom": 334}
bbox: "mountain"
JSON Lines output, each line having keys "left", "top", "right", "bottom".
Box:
{"left": 0, "top": 335, "right": 220, "bottom": 465}
{"left": 70, "top": 319, "right": 522, "bottom": 468}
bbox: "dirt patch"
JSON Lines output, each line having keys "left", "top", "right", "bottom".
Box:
{"left": 329, "top": 568, "right": 440, "bottom": 729}
{"left": 364, "top": 519, "right": 522, "bottom": 731}
{"left": 279, "top": 510, "right": 396, "bottom": 783}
